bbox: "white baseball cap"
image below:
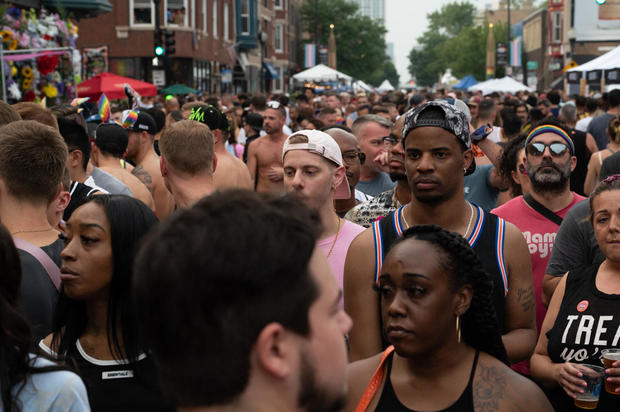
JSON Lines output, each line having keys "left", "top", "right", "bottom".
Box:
{"left": 282, "top": 129, "right": 351, "bottom": 200}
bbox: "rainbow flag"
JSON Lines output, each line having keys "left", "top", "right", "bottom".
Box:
{"left": 98, "top": 94, "right": 110, "bottom": 123}
{"left": 122, "top": 110, "right": 138, "bottom": 129}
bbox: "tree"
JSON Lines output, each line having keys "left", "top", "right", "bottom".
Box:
{"left": 300, "top": 0, "right": 390, "bottom": 86}
{"left": 408, "top": 1, "right": 509, "bottom": 86}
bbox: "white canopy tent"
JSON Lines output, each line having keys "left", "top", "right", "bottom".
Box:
{"left": 377, "top": 79, "right": 395, "bottom": 92}
{"left": 468, "top": 76, "right": 532, "bottom": 94}
{"left": 292, "top": 64, "right": 352, "bottom": 83}
{"left": 567, "top": 45, "right": 620, "bottom": 74}
{"left": 353, "top": 80, "right": 373, "bottom": 92}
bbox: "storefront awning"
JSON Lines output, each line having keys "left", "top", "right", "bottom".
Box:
{"left": 43, "top": 0, "right": 112, "bottom": 17}
{"left": 263, "top": 62, "right": 280, "bottom": 79}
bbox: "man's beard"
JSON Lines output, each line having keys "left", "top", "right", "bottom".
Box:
{"left": 527, "top": 159, "right": 571, "bottom": 195}
{"left": 298, "top": 350, "right": 346, "bottom": 412}
{"left": 389, "top": 171, "right": 407, "bottom": 182}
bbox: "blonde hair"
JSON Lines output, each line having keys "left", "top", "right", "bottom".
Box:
{"left": 159, "top": 120, "right": 214, "bottom": 175}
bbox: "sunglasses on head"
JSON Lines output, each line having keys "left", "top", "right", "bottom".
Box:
{"left": 266, "top": 101, "right": 281, "bottom": 109}
{"left": 526, "top": 142, "right": 569, "bottom": 157}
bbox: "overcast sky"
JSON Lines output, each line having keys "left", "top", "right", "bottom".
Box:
{"left": 385, "top": 0, "right": 497, "bottom": 85}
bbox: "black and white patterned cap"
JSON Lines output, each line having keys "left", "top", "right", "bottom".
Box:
{"left": 402, "top": 100, "right": 471, "bottom": 149}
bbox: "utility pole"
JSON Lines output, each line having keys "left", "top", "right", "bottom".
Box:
{"left": 315, "top": 0, "right": 319, "bottom": 66}
{"left": 507, "top": 0, "right": 512, "bottom": 75}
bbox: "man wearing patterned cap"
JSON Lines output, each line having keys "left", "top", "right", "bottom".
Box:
{"left": 492, "top": 120, "right": 585, "bottom": 376}
{"left": 345, "top": 100, "right": 536, "bottom": 366}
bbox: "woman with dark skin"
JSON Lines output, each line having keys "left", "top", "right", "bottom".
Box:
{"left": 346, "top": 225, "right": 552, "bottom": 412}
{"left": 531, "top": 176, "right": 620, "bottom": 411}
{"left": 0, "top": 223, "right": 88, "bottom": 411}
{"left": 40, "top": 195, "right": 172, "bottom": 412}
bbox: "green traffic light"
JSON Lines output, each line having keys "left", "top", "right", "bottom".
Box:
{"left": 155, "top": 46, "right": 165, "bottom": 56}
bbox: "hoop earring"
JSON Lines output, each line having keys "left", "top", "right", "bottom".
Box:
{"left": 456, "top": 315, "right": 461, "bottom": 343}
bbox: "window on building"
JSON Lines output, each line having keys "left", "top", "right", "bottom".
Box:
{"left": 166, "top": 0, "right": 188, "bottom": 26}
{"left": 273, "top": 66, "right": 283, "bottom": 92}
{"left": 240, "top": 0, "right": 250, "bottom": 35}
{"left": 274, "top": 0, "right": 283, "bottom": 10}
{"left": 274, "top": 24, "right": 283, "bottom": 52}
{"left": 213, "top": 0, "right": 218, "bottom": 37}
{"left": 202, "top": 0, "right": 207, "bottom": 32}
{"left": 224, "top": 2, "right": 229, "bottom": 40}
{"left": 553, "top": 12, "right": 562, "bottom": 43}
{"left": 131, "top": 0, "right": 154, "bottom": 25}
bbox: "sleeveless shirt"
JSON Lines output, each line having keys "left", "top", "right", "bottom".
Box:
{"left": 372, "top": 204, "right": 508, "bottom": 348}
{"left": 375, "top": 350, "right": 479, "bottom": 412}
{"left": 546, "top": 264, "right": 620, "bottom": 411}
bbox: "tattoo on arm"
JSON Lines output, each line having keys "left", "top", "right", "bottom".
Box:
{"left": 132, "top": 165, "right": 153, "bottom": 191}
{"left": 474, "top": 364, "right": 507, "bottom": 411}
{"left": 516, "top": 286, "right": 535, "bottom": 313}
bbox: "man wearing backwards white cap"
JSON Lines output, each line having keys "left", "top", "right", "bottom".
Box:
{"left": 283, "top": 130, "right": 364, "bottom": 306}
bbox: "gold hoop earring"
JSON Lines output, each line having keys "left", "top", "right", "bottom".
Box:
{"left": 456, "top": 315, "right": 461, "bottom": 343}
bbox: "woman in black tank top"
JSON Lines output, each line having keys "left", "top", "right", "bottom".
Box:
{"left": 43, "top": 195, "right": 173, "bottom": 411}
{"left": 348, "top": 225, "right": 552, "bottom": 412}
{"left": 531, "top": 176, "right": 620, "bottom": 411}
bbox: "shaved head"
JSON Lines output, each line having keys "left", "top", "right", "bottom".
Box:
{"left": 324, "top": 128, "right": 357, "bottom": 146}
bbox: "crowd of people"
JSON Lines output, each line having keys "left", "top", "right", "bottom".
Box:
{"left": 1, "top": 84, "right": 619, "bottom": 412}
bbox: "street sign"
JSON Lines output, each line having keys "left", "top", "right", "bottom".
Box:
{"left": 526, "top": 61, "right": 538, "bottom": 70}
{"left": 497, "top": 42, "right": 508, "bottom": 66}
{"left": 153, "top": 69, "right": 166, "bottom": 86}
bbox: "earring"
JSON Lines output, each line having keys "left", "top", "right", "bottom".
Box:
{"left": 463, "top": 168, "right": 467, "bottom": 174}
{"left": 456, "top": 315, "right": 461, "bottom": 343}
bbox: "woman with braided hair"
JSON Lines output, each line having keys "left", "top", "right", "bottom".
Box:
{"left": 346, "top": 225, "right": 552, "bottom": 412}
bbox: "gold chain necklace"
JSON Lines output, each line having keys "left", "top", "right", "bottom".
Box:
{"left": 327, "top": 217, "right": 342, "bottom": 258}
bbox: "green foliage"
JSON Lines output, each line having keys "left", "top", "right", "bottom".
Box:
{"left": 408, "top": 1, "right": 510, "bottom": 87}
{"left": 301, "top": 0, "right": 390, "bottom": 86}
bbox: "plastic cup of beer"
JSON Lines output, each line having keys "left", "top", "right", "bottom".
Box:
{"left": 574, "top": 364, "right": 604, "bottom": 410}
{"left": 602, "top": 348, "right": 620, "bottom": 395}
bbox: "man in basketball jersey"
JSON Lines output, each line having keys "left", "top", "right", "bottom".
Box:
{"left": 344, "top": 101, "right": 536, "bottom": 364}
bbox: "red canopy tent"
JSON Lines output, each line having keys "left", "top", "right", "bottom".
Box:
{"left": 77, "top": 72, "right": 157, "bottom": 100}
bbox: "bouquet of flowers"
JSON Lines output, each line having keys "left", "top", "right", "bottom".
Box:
{"left": 1, "top": 6, "right": 79, "bottom": 103}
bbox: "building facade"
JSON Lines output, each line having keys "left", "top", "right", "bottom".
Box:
{"left": 77, "top": 0, "right": 300, "bottom": 94}
{"left": 351, "top": 0, "right": 384, "bottom": 24}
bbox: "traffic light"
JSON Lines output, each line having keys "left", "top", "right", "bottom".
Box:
{"left": 154, "top": 28, "right": 165, "bottom": 56}
{"left": 164, "top": 30, "right": 176, "bottom": 55}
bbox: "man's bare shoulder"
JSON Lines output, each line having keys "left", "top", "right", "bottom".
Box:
{"left": 474, "top": 353, "right": 552, "bottom": 412}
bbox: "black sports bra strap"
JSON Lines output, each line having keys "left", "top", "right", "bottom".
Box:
{"left": 467, "top": 350, "right": 480, "bottom": 387}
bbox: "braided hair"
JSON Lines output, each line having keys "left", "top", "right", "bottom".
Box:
{"left": 390, "top": 224, "right": 509, "bottom": 364}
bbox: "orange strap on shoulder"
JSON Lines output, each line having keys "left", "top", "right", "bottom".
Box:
{"left": 354, "top": 345, "right": 395, "bottom": 412}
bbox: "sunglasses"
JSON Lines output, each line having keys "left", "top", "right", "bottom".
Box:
{"left": 526, "top": 142, "right": 569, "bottom": 157}
{"left": 266, "top": 101, "right": 281, "bottom": 109}
{"left": 382, "top": 135, "right": 399, "bottom": 148}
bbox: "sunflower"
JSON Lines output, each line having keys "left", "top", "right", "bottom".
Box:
{"left": 21, "top": 66, "right": 32, "bottom": 77}
{"left": 8, "top": 38, "right": 17, "bottom": 50}
{"left": 22, "top": 79, "right": 31, "bottom": 90}
{"left": 0, "top": 30, "right": 12, "bottom": 42}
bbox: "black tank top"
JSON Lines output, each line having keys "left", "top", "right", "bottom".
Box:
{"left": 372, "top": 204, "right": 508, "bottom": 348}
{"left": 546, "top": 264, "right": 620, "bottom": 411}
{"left": 376, "top": 350, "right": 479, "bottom": 412}
{"left": 67, "top": 340, "right": 174, "bottom": 412}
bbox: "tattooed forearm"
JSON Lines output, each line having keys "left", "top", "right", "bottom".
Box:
{"left": 132, "top": 165, "right": 153, "bottom": 191}
{"left": 474, "top": 364, "right": 507, "bottom": 411}
{"left": 516, "top": 286, "right": 535, "bottom": 313}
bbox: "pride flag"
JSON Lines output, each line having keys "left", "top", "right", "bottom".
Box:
{"left": 122, "top": 110, "right": 138, "bottom": 129}
{"left": 98, "top": 94, "right": 110, "bottom": 123}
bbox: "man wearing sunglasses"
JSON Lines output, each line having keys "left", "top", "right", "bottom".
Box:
{"left": 492, "top": 122, "right": 586, "bottom": 376}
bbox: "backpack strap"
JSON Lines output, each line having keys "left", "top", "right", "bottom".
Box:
{"left": 14, "top": 238, "right": 61, "bottom": 292}
{"left": 355, "top": 345, "right": 395, "bottom": 412}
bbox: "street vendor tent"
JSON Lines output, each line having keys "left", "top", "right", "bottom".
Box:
{"left": 353, "top": 80, "right": 373, "bottom": 92}
{"left": 77, "top": 72, "right": 157, "bottom": 100}
{"left": 292, "top": 64, "right": 352, "bottom": 83}
{"left": 468, "top": 76, "right": 532, "bottom": 94}
{"left": 567, "top": 45, "right": 620, "bottom": 84}
{"left": 377, "top": 80, "right": 395, "bottom": 92}
{"left": 453, "top": 75, "right": 478, "bottom": 90}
